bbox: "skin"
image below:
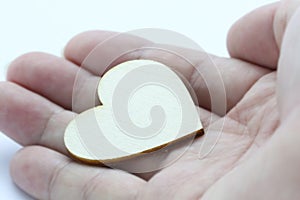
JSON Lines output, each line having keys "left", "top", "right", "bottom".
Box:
{"left": 1, "top": 0, "right": 300, "bottom": 199}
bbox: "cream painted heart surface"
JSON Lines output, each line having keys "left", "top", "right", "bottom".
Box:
{"left": 64, "top": 60, "right": 203, "bottom": 168}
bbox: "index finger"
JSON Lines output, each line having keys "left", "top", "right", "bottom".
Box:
{"left": 227, "top": 2, "right": 280, "bottom": 69}
{"left": 64, "top": 30, "right": 270, "bottom": 114}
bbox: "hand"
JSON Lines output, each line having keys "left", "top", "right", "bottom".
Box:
{"left": 1, "top": 1, "right": 300, "bottom": 199}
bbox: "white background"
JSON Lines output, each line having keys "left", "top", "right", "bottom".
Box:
{"left": 0, "top": 0, "right": 275, "bottom": 199}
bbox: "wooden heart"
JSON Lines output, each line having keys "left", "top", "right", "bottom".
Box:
{"left": 64, "top": 60, "right": 203, "bottom": 165}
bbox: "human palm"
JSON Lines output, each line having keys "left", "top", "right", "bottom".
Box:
{"left": 2, "top": 2, "right": 300, "bottom": 199}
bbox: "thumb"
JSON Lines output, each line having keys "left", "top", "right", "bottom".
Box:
{"left": 274, "top": 0, "right": 300, "bottom": 49}
{"left": 277, "top": 4, "right": 300, "bottom": 120}
{"left": 201, "top": 5, "right": 300, "bottom": 199}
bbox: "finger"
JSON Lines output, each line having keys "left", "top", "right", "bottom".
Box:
{"left": 0, "top": 82, "right": 73, "bottom": 154}
{"left": 227, "top": 0, "right": 300, "bottom": 70}
{"left": 10, "top": 146, "right": 145, "bottom": 200}
{"left": 0, "top": 81, "right": 213, "bottom": 156}
{"left": 227, "top": 2, "right": 280, "bottom": 69}
{"left": 64, "top": 30, "right": 118, "bottom": 65}
{"left": 7, "top": 52, "right": 100, "bottom": 112}
{"left": 64, "top": 31, "right": 270, "bottom": 114}
{"left": 277, "top": 6, "right": 300, "bottom": 120}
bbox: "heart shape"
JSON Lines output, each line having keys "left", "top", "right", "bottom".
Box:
{"left": 64, "top": 60, "right": 203, "bottom": 167}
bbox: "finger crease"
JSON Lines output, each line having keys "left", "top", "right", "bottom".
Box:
{"left": 81, "top": 170, "right": 105, "bottom": 200}
{"left": 48, "top": 160, "right": 72, "bottom": 200}
{"left": 39, "top": 109, "right": 64, "bottom": 144}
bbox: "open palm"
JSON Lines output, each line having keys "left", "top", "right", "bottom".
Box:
{"left": 1, "top": 2, "right": 300, "bottom": 199}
